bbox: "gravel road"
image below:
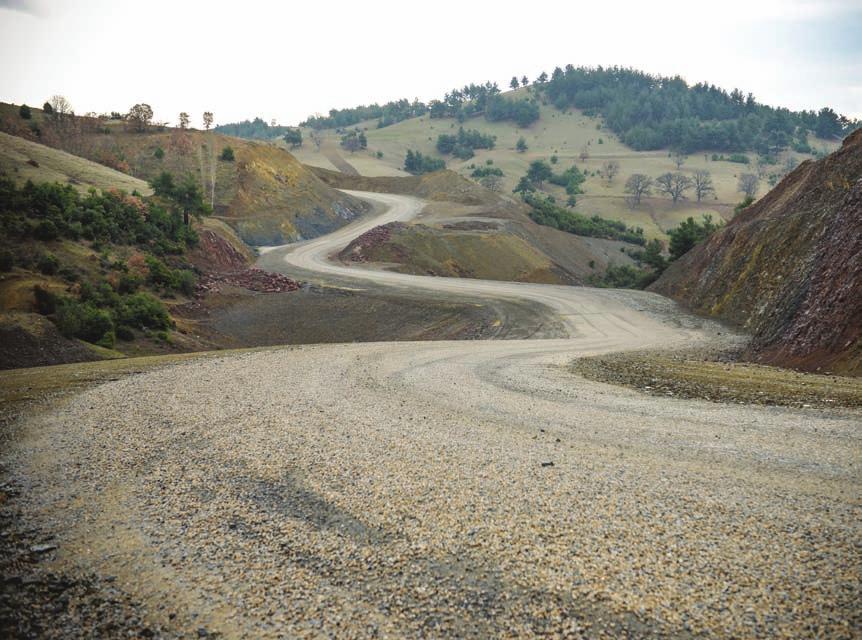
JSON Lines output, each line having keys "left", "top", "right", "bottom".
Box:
{"left": 5, "top": 193, "right": 861, "bottom": 638}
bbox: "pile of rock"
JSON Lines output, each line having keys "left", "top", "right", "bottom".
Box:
{"left": 340, "top": 222, "right": 406, "bottom": 262}
{"left": 195, "top": 268, "right": 301, "bottom": 296}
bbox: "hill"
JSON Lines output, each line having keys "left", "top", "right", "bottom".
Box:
{"left": 313, "top": 168, "right": 640, "bottom": 284}
{"left": 0, "top": 131, "right": 151, "bottom": 194}
{"left": 649, "top": 129, "right": 862, "bottom": 375}
{"left": 286, "top": 92, "right": 840, "bottom": 242}
{"left": 0, "top": 103, "right": 367, "bottom": 245}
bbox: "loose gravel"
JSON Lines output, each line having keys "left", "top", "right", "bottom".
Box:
{"left": 3, "top": 193, "right": 860, "bottom": 638}
{"left": 5, "top": 338, "right": 860, "bottom": 638}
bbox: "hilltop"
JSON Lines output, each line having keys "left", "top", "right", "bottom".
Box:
{"left": 650, "top": 129, "right": 862, "bottom": 375}
{"left": 285, "top": 95, "right": 840, "bottom": 243}
{"left": 0, "top": 103, "right": 367, "bottom": 245}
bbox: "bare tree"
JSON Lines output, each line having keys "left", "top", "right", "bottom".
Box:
{"left": 178, "top": 112, "right": 190, "bottom": 129}
{"left": 310, "top": 130, "right": 322, "bottom": 151}
{"left": 783, "top": 156, "right": 798, "bottom": 174}
{"left": 624, "top": 174, "right": 653, "bottom": 207}
{"left": 656, "top": 172, "right": 694, "bottom": 203}
{"left": 202, "top": 111, "right": 213, "bottom": 130}
{"left": 692, "top": 170, "right": 715, "bottom": 202}
{"left": 738, "top": 173, "right": 760, "bottom": 199}
{"left": 579, "top": 146, "right": 589, "bottom": 163}
{"left": 48, "top": 95, "right": 72, "bottom": 119}
{"left": 127, "top": 103, "right": 154, "bottom": 133}
{"left": 479, "top": 175, "right": 502, "bottom": 192}
{"left": 756, "top": 158, "right": 769, "bottom": 179}
{"left": 600, "top": 160, "right": 620, "bottom": 184}
{"left": 672, "top": 151, "right": 687, "bottom": 170}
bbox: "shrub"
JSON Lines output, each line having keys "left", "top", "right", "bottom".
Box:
{"left": 19, "top": 104, "right": 32, "bottom": 119}
{"left": 34, "top": 220, "right": 60, "bottom": 241}
{"left": 117, "top": 292, "right": 171, "bottom": 330}
{"left": 0, "top": 249, "right": 14, "bottom": 272}
{"left": 116, "top": 325, "right": 135, "bottom": 341}
{"left": 219, "top": 146, "right": 235, "bottom": 161}
{"left": 37, "top": 252, "right": 59, "bottom": 275}
{"left": 55, "top": 300, "right": 115, "bottom": 345}
{"left": 33, "top": 286, "right": 57, "bottom": 314}
{"left": 667, "top": 215, "right": 720, "bottom": 260}
{"left": 117, "top": 273, "right": 142, "bottom": 294}
{"left": 154, "top": 147, "right": 165, "bottom": 159}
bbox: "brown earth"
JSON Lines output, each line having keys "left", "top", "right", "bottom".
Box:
{"left": 650, "top": 130, "right": 862, "bottom": 375}
{"left": 0, "top": 312, "right": 109, "bottom": 370}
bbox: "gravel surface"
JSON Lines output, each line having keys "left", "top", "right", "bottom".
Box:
{"left": 3, "top": 192, "right": 860, "bottom": 638}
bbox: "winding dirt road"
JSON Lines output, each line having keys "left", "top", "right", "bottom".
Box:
{"left": 6, "top": 193, "right": 861, "bottom": 638}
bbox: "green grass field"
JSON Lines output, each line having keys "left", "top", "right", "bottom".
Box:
{"left": 292, "top": 89, "right": 839, "bottom": 239}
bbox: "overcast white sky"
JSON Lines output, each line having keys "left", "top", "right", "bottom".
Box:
{"left": 1, "top": 0, "right": 860, "bottom": 128}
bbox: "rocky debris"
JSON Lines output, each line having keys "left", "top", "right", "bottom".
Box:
{"left": 650, "top": 129, "right": 862, "bottom": 375}
{"left": 195, "top": 268, "right": 301, "bottom": 296}
{"left": 0, "top": 479, "right": 170, "bottom": 639}
{"left": 339, "top": 222, "right": 408, "bottom": 263}
{"left": 190, "top": 229, "right": 250, "bottom": 272}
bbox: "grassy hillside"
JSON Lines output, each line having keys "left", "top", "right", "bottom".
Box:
{"left": 291, "top": 90, "right": 838, "bottom": 240}
{"left": 0, "top": 131, "right": 151, "bottom": 194}
{"left": 0, "top": 103, "right": 367, "bottom": 245}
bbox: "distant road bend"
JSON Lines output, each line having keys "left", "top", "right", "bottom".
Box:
{"left": 10, "top": 191, "right": 860, "bottom": 638}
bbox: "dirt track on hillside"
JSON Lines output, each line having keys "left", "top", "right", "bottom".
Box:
{"left": 4, "top": 193, "right": 860, "bottom": 639}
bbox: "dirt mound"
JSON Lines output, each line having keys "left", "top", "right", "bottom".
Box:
{"left": 338, "top": 222, "right": 576, "bottom": 284}
{"left": 0, "top": 312, "right": 105, "bottom": 370}
{"left": 650, "top": 129, "right": 862, "bottom": 374}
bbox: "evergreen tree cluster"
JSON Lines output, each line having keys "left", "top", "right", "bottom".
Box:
{"left": 213, "top": 117, "right": 295, "bottom": 140}
{"left": 538, "top": 65, "right": 859, "bottom": 153}
{"left": 436, "top": 127, "right": 496, "bottom": 159}
{"left": 301, "top": 98, "right": 428, "bottom": 130}
{"left": 404, "top": 150, "right": 445, "bottom": 175}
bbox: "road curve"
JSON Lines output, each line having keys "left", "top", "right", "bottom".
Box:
{"left": 7, "top": 193, "right": 860, "bottom": 639}
{"left": 259, "top": 190, "right": 692, "bottom": 348}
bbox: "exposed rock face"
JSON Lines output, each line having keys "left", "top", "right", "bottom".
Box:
{"left": 650, "top": 130, "right": 862, "bottom": 375}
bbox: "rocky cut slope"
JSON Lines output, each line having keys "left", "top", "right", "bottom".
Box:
{"left": 650, "top": 130, "right": 862, "bottom": 375}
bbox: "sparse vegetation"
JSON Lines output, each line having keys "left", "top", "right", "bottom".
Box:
{"left": 340, "top": 130, "right": 367, "bottom": 153}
